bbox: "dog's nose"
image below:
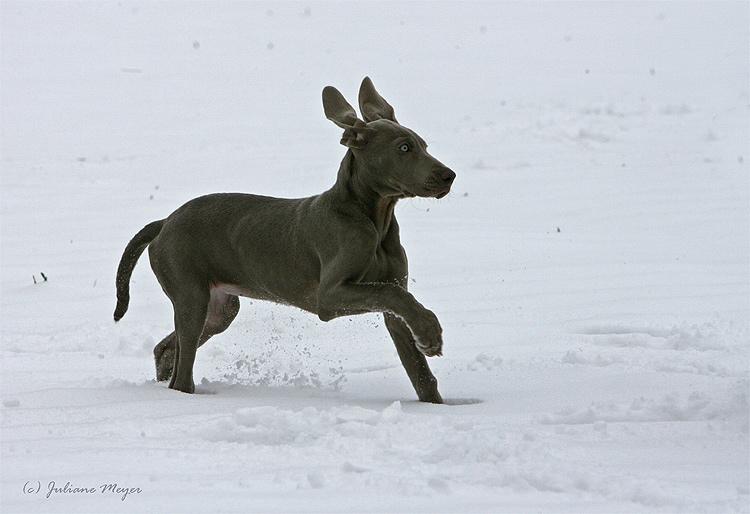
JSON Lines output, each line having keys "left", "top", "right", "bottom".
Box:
{"left": 440, "top": 168, "right": 456, "bottom": 184}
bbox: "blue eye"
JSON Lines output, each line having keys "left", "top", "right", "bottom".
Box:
{"left": 399, "top": 143, "right": 410, "bottom": 152}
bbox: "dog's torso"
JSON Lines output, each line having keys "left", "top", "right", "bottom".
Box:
{"left": 147, "top": 191, "right": 408, "bottom": 316}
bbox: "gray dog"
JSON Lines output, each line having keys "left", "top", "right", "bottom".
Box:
{"left": 114, "top": 77, "right": 455, "bottom": 403}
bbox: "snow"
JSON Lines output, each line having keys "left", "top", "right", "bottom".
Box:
{"left": 1, "top": 1, "right": 748, "bottom": 512}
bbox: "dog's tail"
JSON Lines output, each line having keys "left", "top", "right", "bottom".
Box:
{"left": 114, "top": 220, "right": 165, "bottom": 322}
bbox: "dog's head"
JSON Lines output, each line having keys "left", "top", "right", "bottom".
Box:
{"left": 322, "top": 77, "right": 455, "bottom": 199}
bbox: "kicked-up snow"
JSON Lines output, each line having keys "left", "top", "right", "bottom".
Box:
{"left": 1, "top": 2, "right": 748, "bottom": 512}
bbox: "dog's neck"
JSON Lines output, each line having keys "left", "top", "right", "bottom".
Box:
{"left": 329, "top": 150, "right": 399, "bottom": 241}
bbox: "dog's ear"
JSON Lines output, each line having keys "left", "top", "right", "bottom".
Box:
{"left": 358, "top": 77, "right": 397, "bottom": 123}
{"left": 322, "top": 86, "right": 372, "bottom": 149}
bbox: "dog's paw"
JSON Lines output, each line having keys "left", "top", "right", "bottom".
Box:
{"left": 416, "top": 376, "right": 443, "bottom": 403}
{"left": 414, "top": 310, "right": 443, "bottom": 357}
{"left": 415, "top": 335, "right": 443, "bottom": 357}
{"left": 155, "top": 347, "right": 175, "bottom": 382}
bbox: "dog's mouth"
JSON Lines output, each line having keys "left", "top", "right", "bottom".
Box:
{"left": 415, "top": 184, "right": 451, "bottom": 199}
{"left": 430, "top": 186, "right": 451, "bottom": 200}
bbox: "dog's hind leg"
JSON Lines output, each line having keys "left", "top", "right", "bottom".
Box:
{"left": 154, "top": 291, "right": 241, "bottom": 383}
{"left": 154, "top": 332, "right": 177, "bottom": 382}
{"left": 384, "top": 313, "right": 442, "bottom": 404}
{"left": 167, "top": 283, "right": 211, "bottom": 393}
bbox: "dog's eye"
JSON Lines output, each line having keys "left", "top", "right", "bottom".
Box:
{"left": 398, "top": 143, "right": 410, "bottom": 153}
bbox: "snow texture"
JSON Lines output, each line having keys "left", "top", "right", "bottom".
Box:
{"left": 1, "top": 1, "right": 748, "bottom": 513}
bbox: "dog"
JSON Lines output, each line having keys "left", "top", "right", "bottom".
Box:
{"left": 114, "top": 77, "right": 455, "bottom": 403}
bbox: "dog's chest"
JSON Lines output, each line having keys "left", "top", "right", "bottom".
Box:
{"left": 364, "top": 245, "right": 408, "bottom": 284}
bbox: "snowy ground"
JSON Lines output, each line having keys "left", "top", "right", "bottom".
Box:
{"left": 1, "top": 2, "right": 748, "bottom": 513}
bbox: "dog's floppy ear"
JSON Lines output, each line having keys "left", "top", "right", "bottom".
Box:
{"left": 358, "top": 77, "right": 397, "bottom": 123}
{"left": 322, "top": 86, "right": 372, "bottom": 149}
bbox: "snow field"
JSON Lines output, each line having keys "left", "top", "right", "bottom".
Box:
{"left": 2, "top": 1, "right": 748, "bottom": 512}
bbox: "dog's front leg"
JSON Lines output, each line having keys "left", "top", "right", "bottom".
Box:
{"left": 384, "top": 312, "right": 443, "bottom": 403}
{"left": 317, "top": 281, "right": 443, "bottom": 357}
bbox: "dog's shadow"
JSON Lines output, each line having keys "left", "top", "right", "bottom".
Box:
{"left": 401, "top": 397, "right": 484, "bottom": 407}
{"left": 442, "top": 397, "right": 483, "bottom": 406}
{"left": 157, "top": 380, "right": 485, "bottom": 408}
{"left": 195, "top": 383, "right": 484, "bottom": 409}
